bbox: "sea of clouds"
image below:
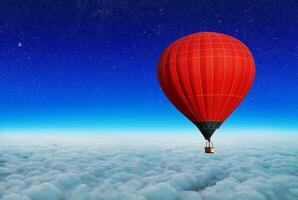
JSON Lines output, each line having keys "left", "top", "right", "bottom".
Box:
{"left": 0, "top": 134, "right": 298, "bottom": 200}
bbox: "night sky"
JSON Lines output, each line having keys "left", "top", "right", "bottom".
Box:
{"left": 0, "top": 0, "right": 297, "bottom": 132}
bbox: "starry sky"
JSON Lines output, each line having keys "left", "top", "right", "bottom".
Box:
{"left": 0, "top": 0, "right": 297, "bottom": 133}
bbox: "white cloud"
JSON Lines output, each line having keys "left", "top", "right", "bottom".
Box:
{"left": 1, "top": 193, "right": 29, "bottom": 200}
{"left": 141, "top": 183, "right": 177, "bottom": 200}
{"left": 54, "top": 173, "right": 81, "bottom": 190}
{"left": 0, "top": 135, "right": 298, "bottom": 200}
{"left": 25, "top": 183, "right": 62, "bottom": 200}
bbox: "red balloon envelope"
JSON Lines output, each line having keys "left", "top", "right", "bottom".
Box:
{"left": 157, "top": 32, "right": 255, "bottom": 142}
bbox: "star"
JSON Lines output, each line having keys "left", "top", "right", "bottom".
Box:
{"left": 18, "top": 42, "right": 22, "bottom": 47}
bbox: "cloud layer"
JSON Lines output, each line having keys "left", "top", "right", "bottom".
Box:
{"left": 0, "top": 136, "right": 298, "bottom": 200}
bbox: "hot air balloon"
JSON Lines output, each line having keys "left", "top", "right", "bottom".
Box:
{"left": 157, "top": 32, "right": 255, "bottom": 153}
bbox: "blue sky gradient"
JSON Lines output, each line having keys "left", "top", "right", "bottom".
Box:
{"left": 0, "top": 0, "right": 297, "bottom": 132}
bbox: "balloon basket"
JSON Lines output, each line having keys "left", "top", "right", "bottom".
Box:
{"left": 205, "top": 141, "right": 215, "bottom": 153}
{"left": 205, "top": 147, "right": 215, "bottom": 153}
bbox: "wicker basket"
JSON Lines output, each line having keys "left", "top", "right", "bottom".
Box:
{"left": 205, "top": 147, "right": 215, "bottom": 153}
